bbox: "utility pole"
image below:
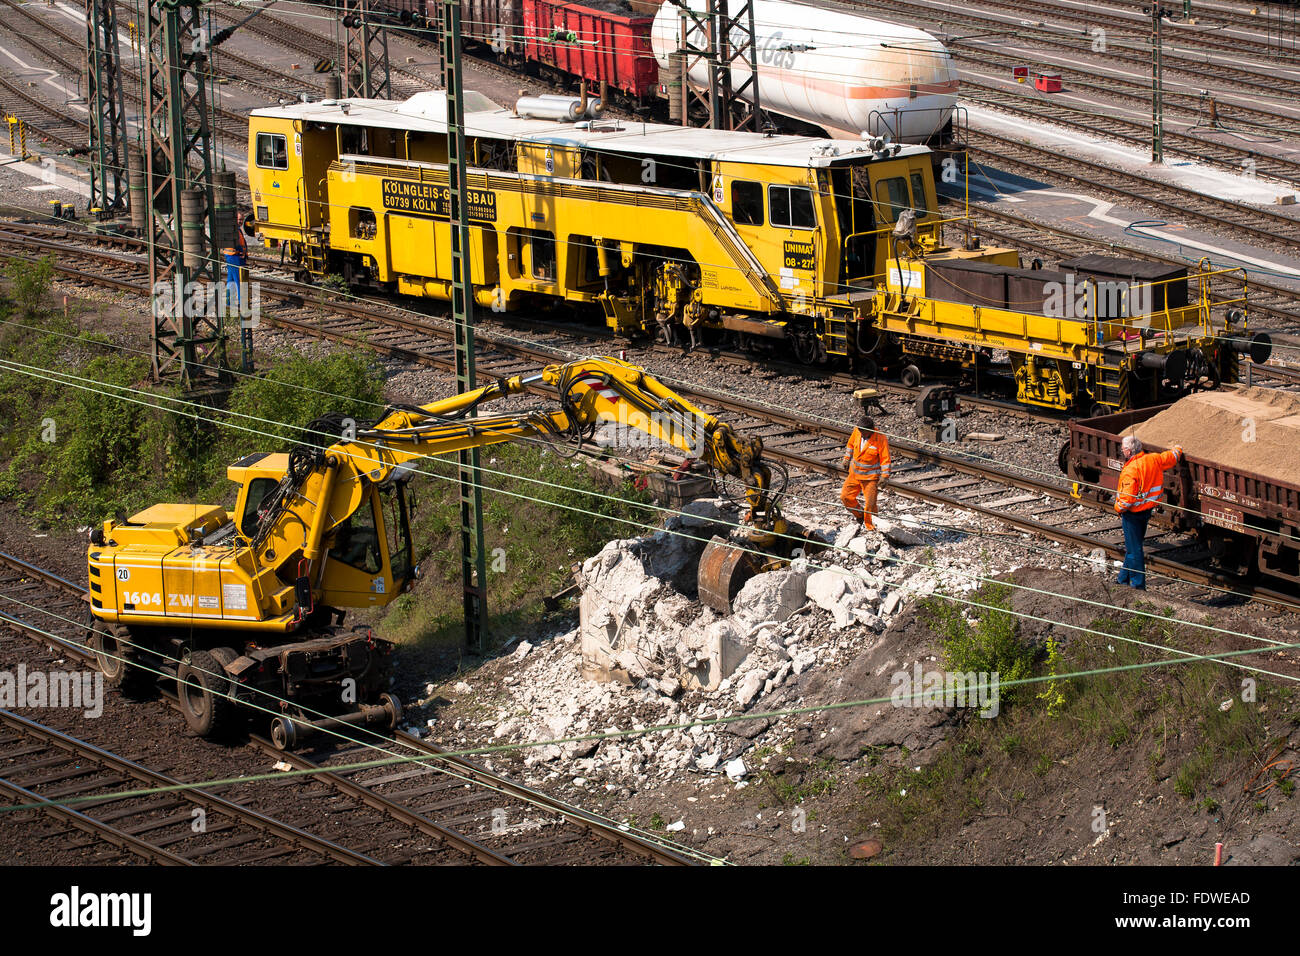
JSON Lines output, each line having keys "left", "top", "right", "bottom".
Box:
{"left": 85, "top": 0, "right": 130, "bottom": 218}
{"left": 143, "top": 0, "right": 226, "bottom": 386}
{"left": 1149, "top": 2, "right": 1165, "bottom": 164}
{"left": 341, "top": 0, "right": 391, "bottom": 99}
{"left": 441, "top": 0, "right": 488, "bottom": 654}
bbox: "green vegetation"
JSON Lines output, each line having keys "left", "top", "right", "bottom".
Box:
{"left": 379, "top": 442, "right": 654, "bottom": 650}
{"left": 922, "top": 581, "right": 1035, "bottom": 704}
{"left": 845, "top": 606, "right": 1298, "bottom": 851}
{"left": 757, "top": 754, "right": 840, "bottom": 808}
{"left": 4, "top": 256, "right": 54, "bottom": 319}
{"left": 0, "top": 275, "right": 386, "bottom": 525}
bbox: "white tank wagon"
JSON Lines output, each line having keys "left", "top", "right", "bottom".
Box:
{"left": 650, "top": 0, "right": 958, "bottom": 143}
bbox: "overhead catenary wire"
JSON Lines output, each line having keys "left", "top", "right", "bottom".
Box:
{"left": 0, "top": 348, "right": 1296, "bottom": 825}
{"left": 6, "top": 226, "right": 1300, "bottom": 556}
{"left": 0, "top": 302, "right": 1287, "bottom": 610}
{"left": 1, "top": 350, "right": 1296, "bottom": 655}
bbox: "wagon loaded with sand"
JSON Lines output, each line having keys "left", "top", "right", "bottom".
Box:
{"left": 1062, "top": 386, "right": 1300, "bottom": 588}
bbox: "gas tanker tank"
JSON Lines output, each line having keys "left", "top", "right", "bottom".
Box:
{"left": 650, "top": 0, "right": 958, "bottom": 143}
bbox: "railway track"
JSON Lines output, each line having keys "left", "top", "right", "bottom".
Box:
{"left": 0, "top": 0, "right": 253, "bottom": 147}
{"left": 963, "top": 127, "right": 1300, "bottom": 255}
{"left": 951, "top": 42, "right": 1300, "bottom": 135}
{"left": 0, "top": 72, "right": 84, "bottom": 154}
{"left": 0, "top": 708, "right": 383, "bottom": 865}
{"left": 6, "top": 222, "right": 1297, "bottom": 612}
{"left": 843, "top": 0, "right": 1300, "bottom": 98}
{"left": 957, "top": 77, "right": 1300, "bottom": 189}
{"left": 967, "top": 0, "right": 1300, "bottom": 64}
{"left": 0, "top": 551, "right": 700, "bottom": 864}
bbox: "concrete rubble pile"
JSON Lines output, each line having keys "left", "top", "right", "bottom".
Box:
{"left": 576, "top": 498, "right": 945, "bottom": 715}
{"left": 418, "top": 495, "right": 1065, "bottom": 794}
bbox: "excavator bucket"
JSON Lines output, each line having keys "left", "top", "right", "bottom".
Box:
{"left": 697, "top": 536, "right": 762, "bottom": 614}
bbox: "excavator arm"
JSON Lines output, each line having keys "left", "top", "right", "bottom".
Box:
{"left": 244, "top": 357, "right": 786, "bottom": 614}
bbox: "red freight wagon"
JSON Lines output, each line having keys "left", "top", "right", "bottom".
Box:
{"left": 462, "top": 0, "right": 526, "bottom": 59}
{"left": 1062, "top": 405, "right": 1300, "bottom": 587}
{"left": 523, "top": 0, "right": 658, "bottom": 99}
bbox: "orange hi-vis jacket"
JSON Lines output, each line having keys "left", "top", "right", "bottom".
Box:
{"left": 1115, "top": 448, "right": 1182, "bottom": 513}
{"left": 845, "top": 428, "right": 891, "bottom": 481}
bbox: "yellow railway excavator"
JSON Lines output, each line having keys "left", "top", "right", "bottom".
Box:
{"left": 87, "top": 357, "right": 796, "bottom": 747}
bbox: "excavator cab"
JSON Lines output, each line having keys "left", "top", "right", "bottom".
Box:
{"left": 227, "top": 453, "right": 415, "bottom": 611}
{"left": 318, "top": 482, "right": 414, "bottom": 608}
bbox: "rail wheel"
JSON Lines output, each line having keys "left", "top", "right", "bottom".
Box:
{"left": 88, "top": 618, "right": 148, "bottom": 697}
{"left": 791, "top": 330, "right": 819, "bottom": 365}
{"left": 899, "top": 364, "right": 922, "bottom": 388}
{"left": 178, "top": 650, "right": 238, "bottom": 740}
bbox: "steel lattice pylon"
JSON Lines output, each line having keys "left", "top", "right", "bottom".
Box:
{"left": 441, "top": 0, "right": 488, "bottom": 652}
{"left": 142, "top": 0, "right": 226, "bottom": 385}
{"left": 670, "top": 0, "right": 763, "bottom": 131}
{"left": 341, "top": 0, "right": 391, "bottom": 99}
{"left": 85, "top": 0, "right": 130, "bottom": 218}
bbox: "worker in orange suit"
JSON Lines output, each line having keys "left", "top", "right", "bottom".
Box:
{"left": 1114, "top": 434, "right": 1183, "bottom": 590}
{"left": 840, "top": 414, "right": 890, "bottom": 530}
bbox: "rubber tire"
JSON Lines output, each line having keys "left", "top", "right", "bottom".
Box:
{"left": 900, "top": 365, "right": 922, "bottom": 388}
{"left": 177, "top": 650, "right": 237, "bottom": 740}
{"left": 89, "top": 620, "right": 149, "bottom": 697}
{"left": 208, "top": 647, "right": 247, "bottom": 734}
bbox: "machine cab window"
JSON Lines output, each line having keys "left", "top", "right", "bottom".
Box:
{"left": 239, "top": 477, "right": 278, "bottom": 538}
{"left": 731, "top": 181, "right": 764, "bottom": 225}
{"left": 329, "top": 499, "right": 382, "bottom": 574}
{"left": 910, "top": 172, "right": 932, "bottom": 216}
{"left": 256, "top": 132, "right": 289, "bottom": 170}
{"left": 875, "top": 176, "right": 910, "bottom": 223}
{"left": 769, "top": 185, "right": 815, "bottom": 229}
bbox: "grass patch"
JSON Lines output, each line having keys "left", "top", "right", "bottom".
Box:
{"left": 848, "top": 608, "right": 1299, "bottom": 850}
{"left": 921, "top": 581, "right": 1035, "bottom": 705}
{"left": 377, "top": 443, "right": 655, "bottom": 650}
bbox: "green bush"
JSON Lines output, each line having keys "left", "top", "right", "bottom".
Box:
{"left": 222, "top": 351, "right": 385, "bottom": 452}
{"left": 3, "top": 256, "right": 55, "bottom": 319}
{"left": 926, "top": 582, "right": 1035, "bottom": 704}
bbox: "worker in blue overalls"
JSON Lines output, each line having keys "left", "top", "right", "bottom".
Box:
{"left": 223, "top": 212, "right": 248, "bottom": 318}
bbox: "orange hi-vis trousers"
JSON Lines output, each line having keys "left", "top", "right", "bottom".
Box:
{"left": 841, "top": 475, "right": 879, "bottom": 527}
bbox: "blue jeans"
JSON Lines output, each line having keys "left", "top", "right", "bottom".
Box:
{"left": 1117, "top": 509, "right": 1152, "bottom": 589}
{"left": 224, "top": 255, "right": 246, "bottom": 307}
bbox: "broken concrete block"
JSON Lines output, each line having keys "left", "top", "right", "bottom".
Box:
{"left": 834, "top": 522, "right": 862, "bottom": 548}
{"left": 884, "top": 526, "right": 925, "bottom": 548}
{"left": 806, "top": 567, "right": 850, "bottom": 607}
{"left": 806, "top": 566, "right": 878, "bottom": 628}
{"left": 881, "top": 591, "right": 904, "bottom": 616}
{"left": 733, "top": 566, "right": 808, "bottom": 623}
{"left": 680, "top": 618, "right": 751, "bottom": 692}
{"left": 725, "top": 757, "right": 748, "bottom": 780}
{"left": 696, "top": 751, "right": 721, "bottom": 771}
{"left": 736, "top": 669, "right": 768, "bottom": 709}
{"left": 656, "top": 676, "right": 682, "bottom": 698}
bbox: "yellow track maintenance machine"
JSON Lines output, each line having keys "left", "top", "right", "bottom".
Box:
{"left": 87, "top": 357, "right": 796, "bottom": 747}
